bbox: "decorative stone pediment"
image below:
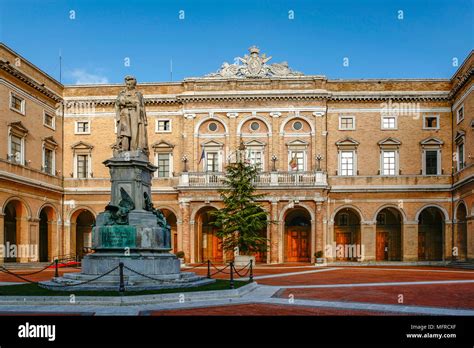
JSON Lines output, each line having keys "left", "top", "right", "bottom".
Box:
{"left": 244, "top": 139, "right": 266, "bottom": 147}
{"left": 378, "top": 137, "right": 401, "bottom": 148}
{"left": 71, "top": 141, "right": 94, "bottom": 150}
{"left": 420, "top": 137, "right": 444, "bottom": 147}
{"left": 202, "top": 140, "right": 224, "bottom": 148}
{"left": 286, "top": 139, "right": 309, "bottom": 149}
{"left": 8, "top": 121, "right": 29, "bottom": 137}
{"left": 42, "top": 136, "right": 58, "bottom": 149}
{"left": 205, "top": 46, "right": 304, "bottom": 79}
{"left": 336, "top": 137, "right": 360, "bottom": 148}
{"left": 455, "top": 130, "right": 465, "bottom": 144}
{"left": 151, "top": 140, "right": 175, "bottom": 150}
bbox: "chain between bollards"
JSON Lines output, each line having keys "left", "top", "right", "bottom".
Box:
{"left": 119, "top": 262, "right": 125, "bottom": 293}
{"left": 54, "top": 258, "right": 59, "bottom": 278}
{"left": 207, "top": 260, "right": 211, "bottom": 279}
{"left": 229, "top": 261, "right": 234, "bottom": 289}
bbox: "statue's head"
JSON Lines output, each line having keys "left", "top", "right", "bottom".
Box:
{"left": 124, "top": 75, "right": 137, "bottom": 90}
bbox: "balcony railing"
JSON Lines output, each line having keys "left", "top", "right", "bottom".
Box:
{"left": 179, "top": 171, "right": 328, "bottom": 187}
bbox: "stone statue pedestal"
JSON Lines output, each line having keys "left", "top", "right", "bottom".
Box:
{"left": 41, "top": 151, "right": 213, "bottom": 291}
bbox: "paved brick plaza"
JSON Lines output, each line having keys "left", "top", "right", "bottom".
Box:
{"left": 1, "top": 264, "right": 473, "bottom": 316}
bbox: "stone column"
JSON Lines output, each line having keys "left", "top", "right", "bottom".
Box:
{"left": 179, "top": 200, "right": 191, "bottom": 263}
{"left": 27, "top": 218, "right": 40, "bottom": 263}
{"left": 315, "top": 201, "right": 324, "bottom": 257}
{"left": 402, "top": 221, "right": 418, "bottom": 261}
{"left": 444, "top": 221, "right": 453, "bottom": 261}
{"left": 63, "top": 220, "right": 72, "bottom": 258}
{"left": 0, "top": 213, "right": 4, "bottom": 264}
{"left": 50, "top": 220, "right": 59, "bottom": 260}
{"left": 326, "top": 221, "right": 335, "bottom": 262}
{"left": 310, "top": 218, "right": 316, "bottom": 263}
{"left": 360, "top": 222, "right": 376, "bottom": 262}
{"left": 270, "top": 201, "right": 279, "bottom": 263}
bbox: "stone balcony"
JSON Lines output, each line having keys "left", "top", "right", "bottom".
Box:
{"left": 178, "top": 171, "right": 328, "bottom": 188}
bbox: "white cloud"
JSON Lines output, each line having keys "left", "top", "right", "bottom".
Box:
{"left": 69, "top": 69, "right": 109, "bottom": 84}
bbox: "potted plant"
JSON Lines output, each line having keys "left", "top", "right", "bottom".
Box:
{"left": 210, "top": 145, "right": 270, "bottom": 267}
{"left": 315, "top": 251, "right": 325, "bottom": 264}
{"left": 176, "top": 251, "right": 185, "bottom": 267}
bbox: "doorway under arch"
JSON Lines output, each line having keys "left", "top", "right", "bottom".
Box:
{"left": 71, "top": 209, "right": 95, "bottom": 260}
{"left": 418, "top": 207, "right": 444, "bottom": 261}
{"left": 456, "top": 203, "right": 468, "bottom": 261}
{"left": 38, "top": 207, "right": 55, "bottom": 262}
{"left": 376, "top": 208, "right": 402, "bottom": 261}
{"left": 3, "top": 200, "right": 29, "bottom": 263}
{"left": 161, "top": 209, "right": 178, "bottom": 254}
{"left": 195, "top": 207, "right": 223, "bottom": 263}
{"left": 334, "top": 208, "right": 361, "bottom": 261}
{"left": 284, "top": 208, "right": 311, "bottom": 262}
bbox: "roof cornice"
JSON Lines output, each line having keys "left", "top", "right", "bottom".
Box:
{"left": 0, "top": 59, "right": 63, "bottom": 102}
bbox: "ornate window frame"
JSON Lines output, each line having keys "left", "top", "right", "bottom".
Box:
{"left": 7, "top": 121, "right": 28, "bottom": 165}
{"left": 71, "top": 141, "right": 94, "bottom": 178}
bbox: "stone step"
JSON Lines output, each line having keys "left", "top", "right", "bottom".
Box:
{"left": 0, "top": 262, "right": 51, "bottom": 270}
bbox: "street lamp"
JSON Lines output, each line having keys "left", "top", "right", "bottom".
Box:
{"left": 271, "top": 155, "right": 278, "bottom": 172}
{"left": 182, "top": 155, "right": 188, "bottom": 172}
{"left": 316, "top": 154, "right": 323, "bottom": 171}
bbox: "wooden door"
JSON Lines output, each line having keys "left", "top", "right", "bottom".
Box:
{"left": 336, "top": 232, "right": 351, "bottom": 260}
{"left": 286, "top": 227, "right": 310, "bottom": 262}
{"left": 418, "top": 231, "right": 426, "bottom": 260}
{"left": 376, "top": 232, "right": 388, "bottom": 261}
{"left": 211, "top": 228, "right": 223, "bottom": 262}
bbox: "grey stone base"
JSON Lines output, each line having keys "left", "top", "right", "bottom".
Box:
{"left": 81, "top": 252, "right": 180, "bottom": 275}
{"left": 39, "top": 253, "right": 214, "bottom": 291}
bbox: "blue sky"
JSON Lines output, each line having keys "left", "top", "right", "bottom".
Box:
{"left": 0, "top": 0, "right": 472, "bottom": 84}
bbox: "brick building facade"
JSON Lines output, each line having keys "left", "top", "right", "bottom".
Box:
{"left": 1, "top": 43, "right": 472, "bottom": 264}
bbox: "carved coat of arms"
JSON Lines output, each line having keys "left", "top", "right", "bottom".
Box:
{"left": 205, "top": 46, "right": 303, "bottom": 79}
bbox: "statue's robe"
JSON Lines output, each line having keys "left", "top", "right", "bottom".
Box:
{"left": 115, "top": 90, "right": 148, "bottom": 153}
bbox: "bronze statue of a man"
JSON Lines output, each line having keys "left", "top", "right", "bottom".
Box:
{"left": 115, "top": 76, "right": 149, "bottom": 155}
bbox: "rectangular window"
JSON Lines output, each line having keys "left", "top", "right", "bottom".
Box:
{"left": 248, "top": 150, "right": 263, "bottom": 170}
{"left": 76, "top": 121, "right": 90, "bottom": 134}
{"left": 457, "top": 106, "right": 464, "bottom": 124}
{"left": 10, "top": 94, "right": 24, "bottom": 113}
{"left": 10, "top": 135, "right": 22, "bottom": 164}
{"left": 382, "top": 116, "right": 397, "bottom": 129}
{"left": 44, "top": 113, "right": 55, "bottom": 129}
{"left": 425, "top": 150, "right": 438, "bottom": 175}
{"left": 156, "top": 120, "right": 171, "bottom": 132}
{"left": 458, "top": 143, "right": 465, "bottom": 171}
{"left": 339, "top": 116, "right": 355, "bottom": 130}
{"left": 423, "top": 115, "right": 439, "bottom": 129}
{"left": 206, "top": 152, "right": 219, "bottom": 172}
{"left": 382, "top": 151, "right": 396, "bottom": 175}
{"left": 44, "top": 148, "right": 53, "bottom": 175}
{"left": 157, "top": 153, "right": 171, "bottom": 177}
{"left": 340, "top": 151, "right": 354, "bottom": 176}
{"left": 289, "top": 151, "right": 305, "bottom": 171}
{"left": 77, "top": 155, "right": 89, "bottom": 178}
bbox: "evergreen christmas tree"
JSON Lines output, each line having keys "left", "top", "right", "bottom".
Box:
{"left": 210, "top": 144, "right": 269, "bottom": 256}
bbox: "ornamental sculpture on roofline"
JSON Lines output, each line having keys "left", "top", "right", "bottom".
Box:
{"left": 205, "top": 46, "right": 304, "bottom": 78}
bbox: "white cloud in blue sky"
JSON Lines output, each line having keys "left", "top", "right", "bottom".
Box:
{"left": 68, "top": 69, "right": 109, "bottom": 84}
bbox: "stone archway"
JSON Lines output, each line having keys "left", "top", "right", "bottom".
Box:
{"left": 418, "top": 207, "right": 444, "bottom": 261}
{"left": 456, "top": 202, "right": 468, "bottom": 261}
{"left": 195, "top": 207, "right": 223, "bottom": 263}
{"left": 376, "top": 207, "right": 402, "bottom": 261}
{"left": 70, "top": 209, "right": 95, "bottom": 260}
{"left": 284, "top": 208, "right": 311, "bottom": 262}
{"left": 334, "top": 208, "right": 361, "bottom": 261}
{"left": 161, "top": 209, "right": 178, "bottom": 254}
{"left": 38, "top": 207, "right": 54, "bottom": 262}
{"left": 3, "top": 199, "right": 30, "bottom": 263}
